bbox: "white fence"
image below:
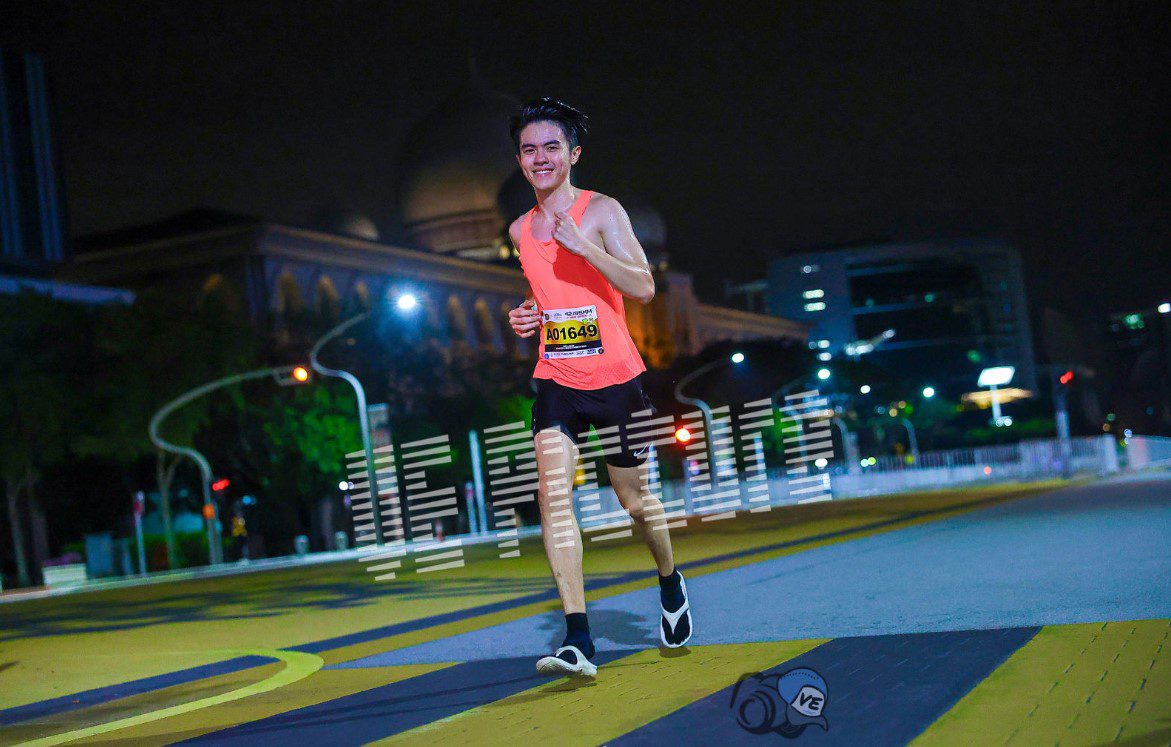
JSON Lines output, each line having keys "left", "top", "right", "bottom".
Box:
{"left": 569, "top": 435, "right": 1121, "bottom": 530}
{"left": 1125, "top": 435, "right": 1171, "bottom": 470}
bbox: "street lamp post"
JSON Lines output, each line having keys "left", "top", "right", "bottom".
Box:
{"left": 309, "top": 311, "right": 386, "bottom": 546}
{"left": 899, "top": 417, "right": 920, "bottom": 463}
{"left": 673, "top": 354, "right": 744, "bottom": 482}
{"left": 978, "top": 366, "right": 1016, "bottom": 427}
{"left": 149, "top": 364, "right": 302, "bottom": 566}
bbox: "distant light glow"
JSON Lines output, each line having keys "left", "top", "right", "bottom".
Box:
{"left": 816, "top": 367, "right": 831, "bottom": 380}
{"left": 860, "top": 384, "right": 871, "bottom": 394}
{"left": 801, "top": 264, "right": 819, "bottom": 274}
{"left": 814, "top": 458, "right": 828, "bottom": 469}
{"left": 338, "top": 481, "right": 350, "bottom": 491}
{"left": 675, "top": 427, "right": 692, "bottom": 443}
{"left": 1159, "top": 302, "right": 1171, "bottom": 314}
{"left": 396, "top": 293, "right": 419, "bottom": 312}
{"left": 292, "top": 365, "right": 310, "bottom": 382}
{"left": 817, "top": 339, "right": 830, "bottom": 349}
{"left": 818, "top": 352, "right": 832, "bottom": 361}
{"left": 983, "top": 466, "right": 993, "bottom": 475}
{"left": 802, "top": 289, "right": 825, "bottom": 299}
{"left": 804, "top": 301, "right": 826, "bottom": 312}
{"left": 922, "top": 386, "right": 936, "bottom": 398}
{"left": 731, "top": 351, "right": 745, "bottom": 364}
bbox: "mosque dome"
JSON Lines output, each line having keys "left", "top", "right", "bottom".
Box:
{"left": 313, "top": 208, "right": 381, "bottom": 241}
{"left": 623, "top": 198, "right": 666, "bottom": 256}
{"left": 397, "top": 73, "right": 521, "bottom": 255}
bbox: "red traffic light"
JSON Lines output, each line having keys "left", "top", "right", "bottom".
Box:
{"left": 211, "top": 478, "right": 231, "bottom": 492}
{"left": 1059, "top": 370, "right": 1074, "bottom": 386}
{"left": 675, "top": 426, "right": 692, "bottom": 444}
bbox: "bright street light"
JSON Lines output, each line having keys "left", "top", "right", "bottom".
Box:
{"left": 730, "top": 351, "right": 745, "bottom": 364}
{"left": 816, "top": 368, "right": 831, "bottom": 380}
{"left": 978, "top": 366, "right": 1015, "bottom": 387}
{"left": 978, "top": 366, "right": 1015, "bottom": 427}
{"left": 859, "top": 384, "right": 871, "bottom": 394}
{"left": 922, "top": 386, "right": 935, "bottom": 398}
{"left": 1159, "top": 302, "right": 1170, "bottom": 314}
{"left": 395, "top": 293, "right": 419, "bottom": 312}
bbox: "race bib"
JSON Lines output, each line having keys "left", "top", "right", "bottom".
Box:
{"left": 542, "top": 304, "right": 603, "bottom": 359}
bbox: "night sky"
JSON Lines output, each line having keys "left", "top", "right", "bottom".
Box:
{"left": 3, "top": 1, "right": 1168, "bottom": 327}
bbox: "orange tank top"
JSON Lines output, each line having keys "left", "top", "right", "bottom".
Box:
{"left": 517, "top": 189, "right": 647, "bottom": 390}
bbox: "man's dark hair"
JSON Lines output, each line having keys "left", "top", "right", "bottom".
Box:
{"left": 509, "top": 98, "right": 589, "bottom": 152}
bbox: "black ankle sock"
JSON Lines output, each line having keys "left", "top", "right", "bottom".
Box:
{"left": 659, "top": 567, "right": 685, "bottom": 612}
{"left": 562, "top": 612, "right": 595, "bottom": 659}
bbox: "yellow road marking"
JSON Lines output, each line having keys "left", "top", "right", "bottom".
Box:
{"left": 18, "top": 649, "right": 322, "bottom": 747}
{"left": 913, "top": 619, "right": 1171, "bottom": 746}
{"left": 379, "top": 640, "right": 827, "bottom": 746}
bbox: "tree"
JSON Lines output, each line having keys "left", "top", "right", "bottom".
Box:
{"left": 0, "top": 291, "right": 94, "bottom": 586}
{"left": 78, "top": 286, "right": 258, "bottom": 568}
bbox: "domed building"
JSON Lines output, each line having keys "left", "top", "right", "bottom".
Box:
{"left": 61, "top": 75, "right": 806, "bottom": 373}
{"left": 397, "top": 73, "right": 521, "bottom": 260}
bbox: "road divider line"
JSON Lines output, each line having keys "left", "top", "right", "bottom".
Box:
{"left": 18, "top": 649, "right": 322, "bottom": 747}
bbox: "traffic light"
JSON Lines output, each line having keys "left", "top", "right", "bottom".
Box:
{"left": 211, "top": 477, "right": 230, "bottom": 492}
{"left": 274, "top": 365, "right": 312, "bottom": 386}
{"left": 1059, "top": 369, "right": 1074, "bottom": 386}
{"left": 674, "top": 426, "right": 692, "bottom": 444}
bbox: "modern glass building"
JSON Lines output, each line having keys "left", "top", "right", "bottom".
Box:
{"left": 764, "top": 240, "right": 1037, "bottom": 394}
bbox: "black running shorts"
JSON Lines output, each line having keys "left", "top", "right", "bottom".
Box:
{"left": 531, "top": 375, "right": 658, "bottom": 467}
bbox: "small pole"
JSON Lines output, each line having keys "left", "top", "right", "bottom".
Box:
{"left": 468, "top": 429, "right": 488, "bottom": 534}
{"left": 133, "top": 491, "right": 147, "bottom": 575}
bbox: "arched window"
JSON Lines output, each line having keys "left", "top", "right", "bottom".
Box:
{"left": 447, "top": 294, "right": 468, "bottom": 344}
{"left": 353, "top": 281, "right": 371, "bottom": 311}
{"left": 316, "top": 275, "right": 341, "bottom": 323}
{"left": 500, "top": 301, "right": 518, "bottom": 358}
{"left": 474, "top": 298, "right": 495, "bottom": 349}
{"left": 276, "top": 270, "right": 302, "bottom": 316}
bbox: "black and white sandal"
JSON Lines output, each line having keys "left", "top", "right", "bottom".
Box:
{"left": 660, "top": 571, "right": 693, "bottom": 648}
{"left": 536, "top": 645, "right": 598, "bottom": 677}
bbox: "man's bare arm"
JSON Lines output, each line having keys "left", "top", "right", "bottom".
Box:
{"left": 551, "top": 196, "right": 655, "bottom": 303}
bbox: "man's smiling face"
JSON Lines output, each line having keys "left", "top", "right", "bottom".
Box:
{"left": 516, "top": 120, "right": 580, "bottom": 191}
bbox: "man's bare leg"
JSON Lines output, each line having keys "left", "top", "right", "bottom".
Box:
{"left": 533, "top": 427, "right": 600, "bottom": 675}
{"left": 534, "top": 428, "right": 584, "bottom": 613}
{"left": 608, "top": 457, "right": 693, "bottom": 647}
{"left": 607, "top": 461, "right": 674, "bottom": 575}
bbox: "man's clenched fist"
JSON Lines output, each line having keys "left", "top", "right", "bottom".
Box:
{"left": 509, "top": 298, "right": 541, "bottom": 338}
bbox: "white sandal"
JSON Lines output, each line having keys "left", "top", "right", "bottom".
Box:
{"left": 536, "top": 645, "right": 598, "bottom": 677}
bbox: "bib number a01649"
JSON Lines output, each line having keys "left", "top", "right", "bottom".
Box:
{"left": 542, "top": 304, "right": 603, "bottom": 359}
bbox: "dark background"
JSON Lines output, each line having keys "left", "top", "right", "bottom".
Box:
{"left": 2, "top": 0, "right": 1168, "bottom": 324}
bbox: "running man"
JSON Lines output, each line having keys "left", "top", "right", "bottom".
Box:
{"left": 506, "top": 98, "right": 692, "bottom": 677}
